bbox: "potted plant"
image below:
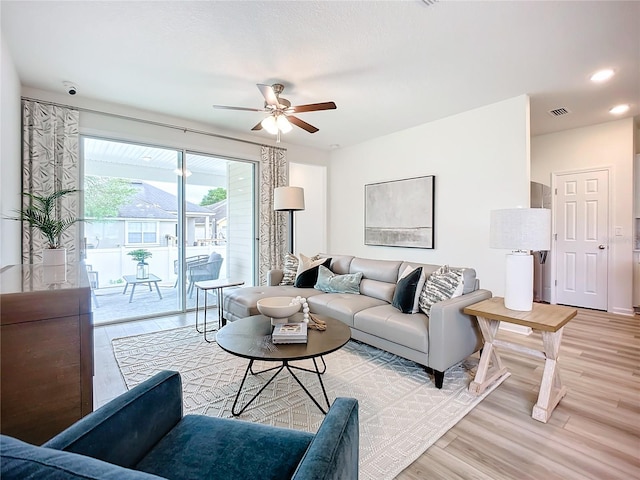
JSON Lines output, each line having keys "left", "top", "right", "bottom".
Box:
{"left": 127, "top": 248, "right": 152, "bottom": 279}
{"left": 10, "top": 188, "right": 81, "bottom": 265}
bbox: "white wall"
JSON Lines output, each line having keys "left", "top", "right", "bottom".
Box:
{"left": 327, "top": 95, "right": 531, "bottom": 297}
{"left": 0, "top": 33, "right": 22, "bottom": 267}
{"left": 290, "top": 162, "right": 327, "bottom": 255}
{"left": 531, "top": 118, "right": 635, "bottom": 315}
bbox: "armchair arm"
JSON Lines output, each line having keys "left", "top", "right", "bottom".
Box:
{"left": 43, "top": 371, "right": 183, "bottom": 469}
{"left": 292, "top": 397, "right": 359, "bottom": 480}
{"left": 267, "top": 269, "right": 284, "bottom": 286}
{"left": 427, "top": 289, "right": 492, "bottom": 373}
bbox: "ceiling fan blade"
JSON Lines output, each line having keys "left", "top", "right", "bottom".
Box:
{"left": 257, "top": 84, "right": 280, "bottom": 107}
{"left": 251, "top": 121, "right": 263, "bottom": 131}
{"left": 289, "top": 102, "right": 337, "bottom": 113}
{"left": 212, "top": 105, "right": 264, "bottom": 112}
{"left": 287, "top": 115, "right": 319, "bottom": 134}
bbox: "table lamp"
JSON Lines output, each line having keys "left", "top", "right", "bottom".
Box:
{"left": 274, "top": 186, "right": 305, "bottom": 253}
{"left": 490, "top": 208, "right": 551, "bottom": 311}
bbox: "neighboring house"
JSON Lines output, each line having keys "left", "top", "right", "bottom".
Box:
{"left": 194, "top": 199, "right": 227, "bottom": 245}
{"left": 85, "top": 181, "right": 217, "bottom": 249}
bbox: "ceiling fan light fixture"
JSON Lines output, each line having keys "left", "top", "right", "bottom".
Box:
{"left": 261, "top": 115, "right": 279, "bottom": 135}
{"left": 276, "top": 114, "right": 292, "bottom": 133}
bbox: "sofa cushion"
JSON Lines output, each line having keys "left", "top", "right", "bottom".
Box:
{"left": 392, "top": 267, "right": 423, "bottom": 314}
{"left": 136, "top": 415, "right": 314, "bottom": 480}
{"left": 307, "top": 293, "right": 387, "bottom": 327}
{"left": 321, "top": 254, "right": 355, "bottom": 275}
{"left": 279, "top": 253, "right": 299, "bottom": 286}
{"left": 353, "top": 305, "right": 429, "bottom": 354}
{"left": 419, "top": 265, "right": 465, "bottom": 316}
{"left": 315, "top": 265, "right": 363, "bottom": 295}
{"left": 295, "top": 256, "right": 331, "bottom": 288}
{"left": 0, "top": 435, "right": 164, "bottom": 480}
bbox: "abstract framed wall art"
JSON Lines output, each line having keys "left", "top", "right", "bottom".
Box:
{"left": 364, "top": 175, "right": 435, "bottom": 249}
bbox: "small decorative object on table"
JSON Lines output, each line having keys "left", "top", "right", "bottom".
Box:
{"left": 257, "top": 296, "right": 301, "bottom": 325}
{"left": 272, "top": 321, "right": 308, "bottom": 344}
{"left": 127, "top": 248, "right": 152, "bottom": 279}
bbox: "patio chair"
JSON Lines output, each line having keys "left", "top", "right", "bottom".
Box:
{"left": 187, "top": 252, "right": 223, "bottom": 298}
{"left": 173, "top": 254, "right": 209, "bottom": 287}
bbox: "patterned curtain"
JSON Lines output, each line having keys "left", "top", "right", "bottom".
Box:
{"left": 22, "top": 100, "right": 80, "bottom": 264}
{"left": 258, "top": 145, "right": 288, "bottom": 284}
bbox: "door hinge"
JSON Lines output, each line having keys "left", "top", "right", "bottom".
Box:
{"left": 554, "top": 233, "right": 557, "bottom": 241}
{"left": 555, "top": 280, "right": 557, "bottom": 286}
{"left": 555, "top": 188, "right": 558, "bottom": 195}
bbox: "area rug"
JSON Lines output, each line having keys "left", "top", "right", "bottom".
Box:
{"left": 112, "top": 326, "right": 508, "bottom": 480}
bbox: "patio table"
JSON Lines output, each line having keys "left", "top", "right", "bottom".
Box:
{"left": 122, "top": 274, "right": 163, "bottom": 303}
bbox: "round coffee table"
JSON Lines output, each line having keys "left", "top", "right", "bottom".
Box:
{"left": 216, "top": 313, "right": 351, "bottom": 415}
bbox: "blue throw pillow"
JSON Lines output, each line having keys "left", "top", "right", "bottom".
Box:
{"left": 314, "top": 265, "right": 363, "bottom": 294}
{"left": 392, "top": 267, "right": 423, "bottom": 314}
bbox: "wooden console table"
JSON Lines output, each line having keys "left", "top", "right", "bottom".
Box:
{"left": 464, "top": 297, "right": 577, "bottom": 423}
{"left": 0, "top": 263, "right": 94, "bottom": 444}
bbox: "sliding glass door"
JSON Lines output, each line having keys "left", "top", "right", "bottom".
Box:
{"left": 82, "top": 137, "right": 256, "bottom": 325}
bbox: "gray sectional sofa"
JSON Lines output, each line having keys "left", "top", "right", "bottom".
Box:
{"left": 223, "top": 254, "right": 492, "bottom": 388}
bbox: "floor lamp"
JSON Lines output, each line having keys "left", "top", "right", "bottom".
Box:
{"left": 490, "top": 208, "right": 551, "bottom": 311}
{"left": 274, "top": 186, "right": 305, "bottom": 254}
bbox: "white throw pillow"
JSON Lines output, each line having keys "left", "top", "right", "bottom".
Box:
{"left": 296, "top": 253, "right": 325, "bottom": 276}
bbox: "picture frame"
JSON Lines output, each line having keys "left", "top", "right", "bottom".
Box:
{"left": 364, "top": 175, "right": 435, "bottom": 249}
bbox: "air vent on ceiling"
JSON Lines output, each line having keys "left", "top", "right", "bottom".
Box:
{"left": 548, "top": 107, "right": 571, "bottom": 117}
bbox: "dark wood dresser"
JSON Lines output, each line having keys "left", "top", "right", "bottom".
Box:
{"left": 0, "top": 262, "right": 93, "bottom": 445}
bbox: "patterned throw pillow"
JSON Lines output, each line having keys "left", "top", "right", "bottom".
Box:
{"left": 418, "top": 265, "right": 465, "bottom": 316}
{"left": 314, "top": 265, "right": 363, "bottom": 294}
{"left": 279, "top": 253, "right": 299, "bottom": 286}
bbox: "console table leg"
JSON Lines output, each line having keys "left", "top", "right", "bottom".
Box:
{"left": 532, "top": 328, "right": 567, "bottom": 423}
{"left": 469, "top": 316, "right": 508, "bottom": 395}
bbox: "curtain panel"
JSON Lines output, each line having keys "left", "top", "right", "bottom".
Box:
{"left": 22, "top": 100, "right": 80, "bottom": 264}
{"left": 258, "top": 145, "right": 288, "bottom": 285}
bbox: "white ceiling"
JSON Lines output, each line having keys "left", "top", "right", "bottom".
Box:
{"left": 2, "top": 1, "right": 639, "bottom": 150}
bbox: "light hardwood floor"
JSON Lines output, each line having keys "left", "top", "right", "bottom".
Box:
{"left": 93, "top": 308, "right": 640, "bottom": 479}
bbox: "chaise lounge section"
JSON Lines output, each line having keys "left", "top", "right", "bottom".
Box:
{"left": 223, "top": 254, "right": 492, "bottom": 388}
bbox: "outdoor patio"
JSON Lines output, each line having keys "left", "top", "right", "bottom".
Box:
{"left": 91, "top": 281, "right": 228, "bottom": 325}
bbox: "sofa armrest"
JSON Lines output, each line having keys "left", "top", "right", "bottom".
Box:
{"left": 43, "top": 371, "right": 183, "bottom": 469}
{"left": 267, "top": 269, "right": 284, "bottom": 286}
{"left": 427, "top": 289, "right": 492, "bottom": 373}
{"left": 292, "top": 397, "right": 359, "bottom": 480}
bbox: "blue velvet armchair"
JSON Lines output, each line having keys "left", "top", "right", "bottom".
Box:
{"left": 1, "top": 370, "right": 359, "bottom": 480}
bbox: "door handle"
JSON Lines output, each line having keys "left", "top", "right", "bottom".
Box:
{"left": 598, "top": 245, "right": 606, "bottom": 250}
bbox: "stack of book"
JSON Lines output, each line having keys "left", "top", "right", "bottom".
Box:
{"left": 272, "top": 322, "right": 308, "bottom": 344}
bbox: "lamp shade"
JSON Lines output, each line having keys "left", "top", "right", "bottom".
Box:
{"left": 490, "top": 208, "right": 551, "bottom": 251}
{"left": 274, "top": 186, "right": 305, "bottom": 211}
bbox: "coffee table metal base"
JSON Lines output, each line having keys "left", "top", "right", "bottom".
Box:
{"left": 232, "top": 356, "right": 329, "bottom": 416}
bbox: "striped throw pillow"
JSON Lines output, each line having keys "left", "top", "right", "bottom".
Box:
{"left": 418, "top": 265, "right": 464, "bottom": 316}
{"left": 279, "top": 253, "right": 299, "bottom": 286}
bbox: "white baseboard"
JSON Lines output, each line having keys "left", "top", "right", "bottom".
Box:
{"left": 611, "top": 307, "right": 634, "bottom": 317}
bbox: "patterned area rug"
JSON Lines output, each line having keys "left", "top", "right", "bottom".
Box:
{"left": 112, "top": 326, "right": 508, "bottom": 480}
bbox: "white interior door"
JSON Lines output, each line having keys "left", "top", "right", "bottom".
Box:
{"left": 555, "top": 169, "right": 609, "bottom": 310}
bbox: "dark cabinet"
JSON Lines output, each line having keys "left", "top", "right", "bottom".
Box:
{"left": 1, "top": 263, "right": 93, "bottom": 445}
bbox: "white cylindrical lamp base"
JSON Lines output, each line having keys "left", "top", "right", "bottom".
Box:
{"left": 504, "top": 252, "right": 534, "bottom": 311}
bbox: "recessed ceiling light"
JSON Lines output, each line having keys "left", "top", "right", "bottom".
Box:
{"left": 609, "top": 104, "right": 630, "bottom": 115}
{"left": 590, "top": 69, "right": 615, "bottom": 83}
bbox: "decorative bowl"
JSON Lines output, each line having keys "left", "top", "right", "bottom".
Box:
{"left": 257, "top": 297, "right": 301, "bottom": 325}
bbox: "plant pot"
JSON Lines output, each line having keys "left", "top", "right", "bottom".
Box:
{"left": 136, "top": 261, "right": 149, "bottom": 279}
{"left": 42, "top": 248, "right": 66, "bottom": 266}
{"left": 43, "top": 265, "right": 67, "bottom": 284}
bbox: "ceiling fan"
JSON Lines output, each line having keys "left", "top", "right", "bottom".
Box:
{"left": 213, "top": 83, "right": 336, "bottom": 142}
